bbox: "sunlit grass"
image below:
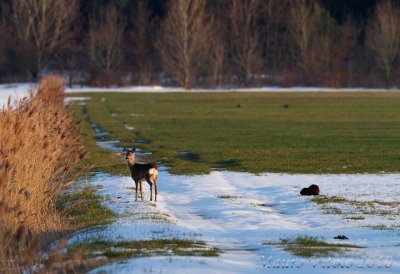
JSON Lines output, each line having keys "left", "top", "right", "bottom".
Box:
{"left": 58, "top": 185, "right": 116, "bottom": 228}
{"left": 70, "top": 92, "right": 400, "bottom": 175}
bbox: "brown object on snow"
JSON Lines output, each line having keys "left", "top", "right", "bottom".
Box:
{"left": 300, "top": 184, "right": 320, "bottom": 196}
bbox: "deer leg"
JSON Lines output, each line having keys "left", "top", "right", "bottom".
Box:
{"left": 135, "top": 181, "right": 138, "bottom": 202}
{"left": 146, "top": 177, "right": 153, "bottom": 201}
{"left": 154, "top": 174, "right": 158, "bottom": 201}
{"left": 140, "top": 181, "right": 143, "bottom": 201}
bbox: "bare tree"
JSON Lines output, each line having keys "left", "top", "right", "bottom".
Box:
{"left": 290, "top": 0, "right": 339, "bottom": 84}
{"left": 260, "top": 0, "right": 291, "bottom": 78}
{"left": 88, "top": 5, "right": 125, "bottom": 85}
{"left": 131, "top": 0, "right": 156, "bottom": 85}
{"left": 56, "top": 40, "right": 85, "bottom": 87}
{"left": 209, "top": 22, "right": 226, "bottom": 87}
{"left": 290, "top": 0, "right": 319, "bottom": 81}
{"left": 0, "top": 20, "right": 8, "bottom": 75}
{"left": 330, "top": 19, "right": 359, "bottom": 86}
{"left": 0, "top": 18, "right": 29, "bottom": 81}
{"left": 11, "top": 0, "right": 78, "bottom": 79}
{"left": 157, "top": 0, "right": 212, "bottom": 89}
{"left": 228, "top": 0, "right": 263, "bottom": 84}
{"left": 367, "top": 0, "right": 400, "bottom": 88}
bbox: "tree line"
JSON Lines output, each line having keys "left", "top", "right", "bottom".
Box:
{"left": 1, "top": 0, "right": 400, "bottom": 89}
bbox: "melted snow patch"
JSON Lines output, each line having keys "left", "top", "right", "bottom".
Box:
{"left": 124, "top": 124, "right": 135, "bottom": 131}
{"left": 96, "top": 140, "right": 120, "bottom": 152}
{"left": 64, "top": 96, "right": 91, "bottom": 105}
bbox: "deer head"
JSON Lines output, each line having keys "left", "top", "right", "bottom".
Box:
{"left": 123, "top": 147, "right": 136, "bottom": 164}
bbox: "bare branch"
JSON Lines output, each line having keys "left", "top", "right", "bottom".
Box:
{"left": 157, "top": 0, "right": 212, "bottom": 89}
{"left": 367, "top": 0, "right": 400, "bottom": 88}
{"left": 11, "top": 0, "right": 78, "bottom": 79}
{"left": 228, "top": 0, "right": 263, "bottom": 83}
{"left": 88, "top": 5, "right": 125, "bottom": 72}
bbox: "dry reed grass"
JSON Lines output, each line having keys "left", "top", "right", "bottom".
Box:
{"left": 0, "top": 76, "right": 86, "bottom": 271}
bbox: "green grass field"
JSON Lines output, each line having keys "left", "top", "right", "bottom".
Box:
{"left": 71, "top": 92, "right": 400, "bottom": 175}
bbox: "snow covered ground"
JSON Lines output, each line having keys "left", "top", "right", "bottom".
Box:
{"left": 71, "top": 171, "right": 400, "bottom": 274}
{"left": 0, "top": 83, "right": 36, "bottom": 107}
{"left": 64, "top": 86, "right": 397, "bottom": 93}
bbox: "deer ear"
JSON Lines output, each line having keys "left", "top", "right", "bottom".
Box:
{"left": 122, "top": 147, "right": 127, "bottom": 152}
{"left": 132, "top": 147, "right": 136, "bottom": 153}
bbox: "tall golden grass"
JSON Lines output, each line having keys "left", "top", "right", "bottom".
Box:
{"left": 0, "top": 76, "right": 86, "bottom": 270}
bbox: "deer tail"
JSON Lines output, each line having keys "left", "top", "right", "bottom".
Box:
{"left": 148, "top": 167, "right": 158, "bottom": 176}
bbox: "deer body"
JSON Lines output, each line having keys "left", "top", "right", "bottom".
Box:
{"left": 123, "top": 148, "right": 158, "bottom": 201}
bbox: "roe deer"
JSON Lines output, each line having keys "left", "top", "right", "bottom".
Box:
{"left": 123, "top": 147, "right": 159, "bottom": 201}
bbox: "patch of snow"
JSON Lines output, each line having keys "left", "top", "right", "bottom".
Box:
{"left": 64, "top": 96, "right": 91, "bottom": 106}
{"left": 130, "top": 113, "right": 144, "bottom": 117}
{"left": 1, "top": 83, "right": 400, "bottom": 108}
{"left": 96, "top": 140, "right": 120, "bottom": 152}
{"left": 64, "top": 86, "right": 399, "bottom": 93}
{"left": 90, "top": 253, "right": 259, "bottom": 274}
{"left": 124, "top": 124, "right": 135, "bottom": 131}
{"left": 0, "top": 83, "right": 36, "bottom": 107}
{"left": 72, "top": 171, "right": 400, "bottom": 274}
{"left": 133, "top": 139, "right": 149, "bottom": 144}
{"left": 95, "top": 132, "right": 109, "bottom": 139}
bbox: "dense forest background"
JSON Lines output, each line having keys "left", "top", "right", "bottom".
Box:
{"left": 1, "top": 0, "right": 400, "bottom": 88}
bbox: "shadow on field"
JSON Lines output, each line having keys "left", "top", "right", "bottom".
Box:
{"left": 178, "top": 152, "right": 201, "bottom": 163}
{"left": 215, "top": 159, "right": 241, "bottom": 169}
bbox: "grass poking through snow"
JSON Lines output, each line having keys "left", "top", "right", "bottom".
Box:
{"left": 264, "top": 236, "right": 363, "bottom": 257}
{"left": 218, "top": 195, "right": 241, "bottom": 199}
{"left": 311, "top": 196, "right": 400, "bottom": 219}
{"left": 68, "top": 239, "right": 221, "bottom": 261}
{"left": 58, "top": 185, "right": 116, "bottom": 228}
